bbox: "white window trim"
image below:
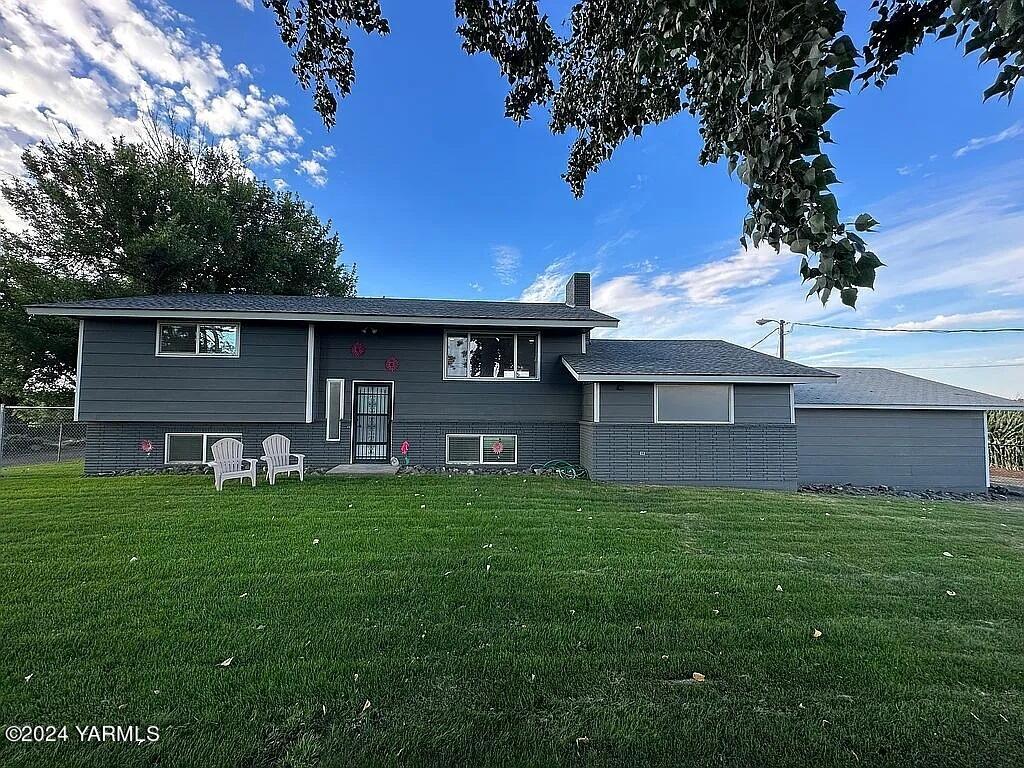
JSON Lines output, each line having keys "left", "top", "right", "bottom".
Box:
{"left": 305, "top": 324, "right": 315, "bottom": 423}
{"left": 155, "top": 322, "right": 241, "bottom": 358}
{"left": 789, "top": 384, "right": 796, "bottom": 424}
{"left": 654, "top": 384, "right": 735, "bottom": 425}
{"left": 164, "top": 432, "right": 241, "bottom": 464}
{"left": 444, "top": 433, "right": 519, "bottom": 465}
{"left": 442, "top": 330, "right": 542, "bottom": 381}
{"left": 593, "top": 383, "right": 601, "bottom": 423}
{"left": 325, "top": 378, "right": 345, "bottom": 442}
{"left": 74, "top": 320, "right": 84, "bottom": 422}
{"left": 984, "top": 413, "right": 991, "bottom": 488}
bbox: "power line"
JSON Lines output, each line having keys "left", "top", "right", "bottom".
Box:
{"left": 792, "top": 321, "right": 1024, "bottom": 334}
{"left": 750, "top": 326, "right": 778, "bottom": 350}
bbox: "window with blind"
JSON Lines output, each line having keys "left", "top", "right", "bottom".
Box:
{"left": 654, "top": 384, "right": 733, "bottom": 424}
{"left": 445, "top": 434, "right": 518, "bottom": 464}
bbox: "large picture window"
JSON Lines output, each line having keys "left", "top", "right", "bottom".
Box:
{"left": 445, "top": 434, "right": 518, "bottom": 464}
{"left": 157, "top": 323, "right": 239, "bottom": 357}
{"left": 654, "top": 384, "right": 733, "bottom": 424}
{"left": 444, "top": 332, "right": 539, "bottom": 380}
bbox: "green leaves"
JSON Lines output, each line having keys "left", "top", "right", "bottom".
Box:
{"left": 855, "top": 213, "right": 880, "bottom": 231}
{"left": 0, "top": 122, "right": 355, "bottom": 404}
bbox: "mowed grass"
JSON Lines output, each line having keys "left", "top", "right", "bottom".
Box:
{"left": 1, "top": 464, "right": 1023, "bottom": 767}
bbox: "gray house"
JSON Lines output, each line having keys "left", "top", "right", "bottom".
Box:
{"left": 28, "top": 273, "right": 1021, "bottom": 490}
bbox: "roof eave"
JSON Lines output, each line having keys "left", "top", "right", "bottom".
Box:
{"left": 26, "top": 305, "right": 620, "bottom": 329}
{"left": 561, "top": 359, "right": 836, "bottom": 384}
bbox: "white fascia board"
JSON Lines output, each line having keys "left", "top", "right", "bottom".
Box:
{"left": 26, "top": 306, "right": 619, "bottom": 328}
{"left": 561, "top": 360, "right": 834, "bottom": 384}
{"left": 794, "top": 403, "right": 1024, "bottom": 411}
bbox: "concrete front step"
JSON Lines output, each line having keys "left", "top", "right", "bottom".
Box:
{"left": 325, "top": 463, "right": 398, "bottom": 476}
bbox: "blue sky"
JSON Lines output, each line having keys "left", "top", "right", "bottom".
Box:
{"left": 1, "top": 1, "right": 1022, "bottom": 395}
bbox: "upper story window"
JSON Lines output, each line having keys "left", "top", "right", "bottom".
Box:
{"left": 444, "top": 332, "right": 539, "bottom": 380}
{"left": 157, "top": 323, "right": 239, "bottom": 357}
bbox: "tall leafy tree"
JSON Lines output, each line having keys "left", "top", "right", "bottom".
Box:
{"left": 264, "top": 0, "right": 1024, "bottom": 306}
{"left": 0, "top": 127, "right": 355, "bottom": 404}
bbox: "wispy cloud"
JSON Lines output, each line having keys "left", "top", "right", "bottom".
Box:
{"left": 954, "top": 121, "right": 1024, "bottom": 158}
{"left": 491, "top": 245, "right": 522, "bottom": 285}
{"left": 520, "top": 258, "right": 571, "bottom": 302}
{"left": 651, "top": 243, "right": 795, "bottom": 306}
{"left": 888, "top": 309, "right": 1024, "bottom": 331}
{"left": 236, "top": 0, "right": 255, "bottom": 9}
{"left": 595, "top": 230, "right": 637, "bottom": 260}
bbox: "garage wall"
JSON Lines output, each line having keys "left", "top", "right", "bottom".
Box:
{"left": 795, "top": 408, "right": 987, "bottom": 490}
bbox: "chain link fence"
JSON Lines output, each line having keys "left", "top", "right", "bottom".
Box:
{"left": 0, "top": 406, "right": 86, "bottom": 468}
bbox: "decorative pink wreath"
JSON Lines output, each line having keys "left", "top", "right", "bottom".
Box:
{"left": 491, "top": 439, "right": 504, "bottom": 456}
{"left": 351, "top": 341, "right": 366, "bottom": 357}
{"left": 140, "top": 439, "right": 153, "bottom": 454}
{"left": 385, "top": 356, "right": 400, "bottom": 372}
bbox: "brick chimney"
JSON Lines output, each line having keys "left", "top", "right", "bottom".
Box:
{"left": 565, "top": 272, "right": 591, "bottom": 307}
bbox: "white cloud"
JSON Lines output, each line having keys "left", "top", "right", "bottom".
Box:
{"left": 650, "top": 243, "right": 795, "bottom": 306}
{"left": 469, "top": 282, "right": 483, "bottom": 292}
{"left": 0, "top": 0, "right": 317, "bottom": 221}
{"left": 519, "top": 259, "right": 571, "bottom": 302}
{"left": 235, "top": 0, "right": 255, "bottom": 10}
{"left": 272, "top": 178, "right": 288, "bottom": 191}
{"left": 297, "top": 158, "right": 328, "bottom": 187}
{"left": 492, "top": 245, "right": 521, "bottom": 285}
{"left": 954, "top": 121, "right": 1024, "bottom": 158}
{"left": 888, "top": 309, "right": 1024, "bottom": 331}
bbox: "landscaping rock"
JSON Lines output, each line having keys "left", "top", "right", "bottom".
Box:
{"left": 799, "top": 482, "right": 1024, "bottom": 502}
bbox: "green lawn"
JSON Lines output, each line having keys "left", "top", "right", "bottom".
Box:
{"left": 1, "top": 463, "right": 1023, "bottom": 767}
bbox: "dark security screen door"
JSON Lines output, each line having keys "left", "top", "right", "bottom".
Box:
{"left": 352, "top": 383, "right": 392, "bottom": 463}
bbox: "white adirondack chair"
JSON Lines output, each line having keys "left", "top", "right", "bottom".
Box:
{"left": 209, "top": 438, "right": 257, "bottom": 491}
{"left": 261, "top": 434, "right": 305, "bottom": 485}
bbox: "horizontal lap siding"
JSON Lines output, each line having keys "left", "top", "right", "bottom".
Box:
{"left": 596, "top": 384, "right": 793, "bottom": 424}
{"left": 733, "top": 385, "right": 792, "bottom": 423}
{"left": 315, "top": 326, "right": 583, "bottom": 422}
{"left": 598, "top": 384, "right": 653, "bottom": 423}
{"left": 79, "top": 319, "right": 307, "bottom": 422}
{"left": 796, "top": 409, "right": 987, "bottom": 490}
{"left": 580, "top": 422, "right": 797, "bottom": 489}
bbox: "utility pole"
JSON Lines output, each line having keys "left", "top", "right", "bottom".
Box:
{"left": 756, "top": 318, "right": 786, "bottom": 359}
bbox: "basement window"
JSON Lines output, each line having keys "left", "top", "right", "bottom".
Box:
{"left": 445, "top": 434, "right": 518, "bottom": 464}
{"left": 165, "top": 432, "right": 242, "bottom": 464}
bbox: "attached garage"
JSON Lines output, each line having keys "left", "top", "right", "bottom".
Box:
{"left": 796, "top": 408, "right": 987, "bottom": 491}
{"left": 794, "top": 367, "right": 1023, "bottom": 492}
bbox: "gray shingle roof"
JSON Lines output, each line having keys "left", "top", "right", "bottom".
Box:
{"left": 28, "top": 294, "right": 618, "bottom": 326}
{"left": 794, "top": 367, "right": 1023, "bottom": 409}
{"left": 562, "top": 339, "right": 836, "bottom": 379}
